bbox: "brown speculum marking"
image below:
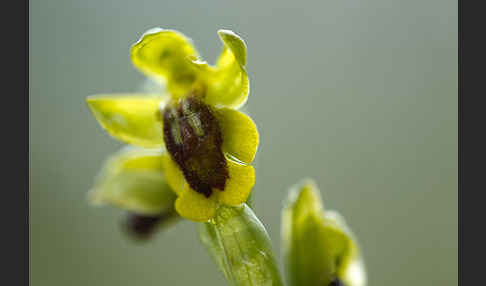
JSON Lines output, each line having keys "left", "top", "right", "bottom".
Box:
{"left": 162, "top": 95, "right": 229, "bottom": 197}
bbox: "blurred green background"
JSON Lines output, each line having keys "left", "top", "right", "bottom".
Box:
{"left": 29, "top": 0, "right": 457, "bottom": 285}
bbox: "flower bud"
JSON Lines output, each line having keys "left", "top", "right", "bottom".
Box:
{"left": 281, "top": 179, "right": 366, "bottom": 286}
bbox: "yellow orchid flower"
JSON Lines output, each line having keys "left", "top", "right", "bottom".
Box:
{"left": 87, "top": 29, "right": 259, "bottom": 222}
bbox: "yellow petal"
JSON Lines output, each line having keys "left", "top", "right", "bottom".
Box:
{"left": 88, "top": 147, "right": 176, "bottom": 215}
{"left": 92, "top": 170, "right": 176, "bottom": 216}
{"left": 86, "top": 94, "right": 165, "bottom": 148}
{"left": 204, "top": 30, "right": 249, "bottom": 109}
{"left": 160, "top": 153, "right": 185, "bottom": 195}
{"left": 214, "top": 108, "right": 259, "bottom": 164}
{"left": 130, "top": 28, "right": 199, "bottom": 97}
{"left": 97, "top": 146, "right": 164, "bottom": 175}
{"left": 175, "top": 186, "right": 218, "bottom": 222}
{"left": 218, "top": 159, "right": 255, "bottom": 206}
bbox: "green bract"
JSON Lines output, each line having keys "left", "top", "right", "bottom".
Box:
{"left": 199, "top": 204, "right": 284, "bottom": 286}
{"left": 281, "top": 179, "right": 367, "bottom": 286}
{"left": 87, "top": 29, "right": 259, "bottom": 222}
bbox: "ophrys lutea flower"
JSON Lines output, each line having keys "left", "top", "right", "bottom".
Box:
{"left": 87, "top": 29, "right": 259, "bottom": 222}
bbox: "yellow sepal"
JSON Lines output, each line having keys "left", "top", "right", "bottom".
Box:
{"left": 86, "top": 94, "right": 165, "bottom": 148}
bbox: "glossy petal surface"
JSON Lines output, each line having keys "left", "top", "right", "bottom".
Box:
{"left": 218, "top": 159, "right": 255, "bottom": 206}
{"left": 215, "top": 108, "right": 259, "bottom": 164}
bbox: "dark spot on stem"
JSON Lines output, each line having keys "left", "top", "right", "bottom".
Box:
{"left": 162, "top": 94, "right": 229, "bottom": 197}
